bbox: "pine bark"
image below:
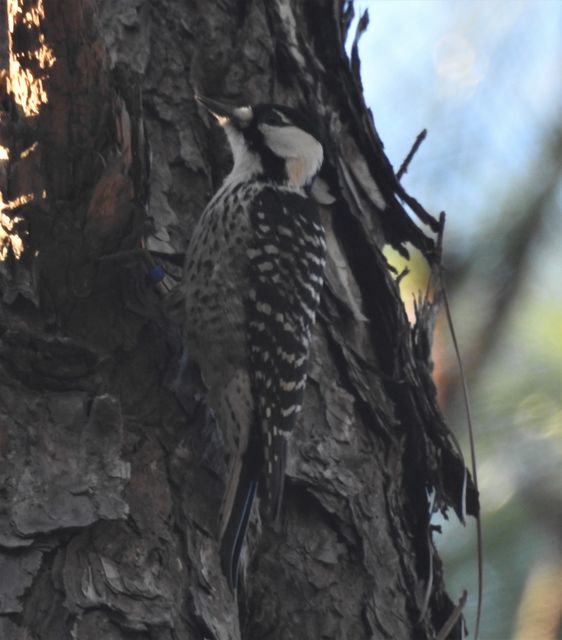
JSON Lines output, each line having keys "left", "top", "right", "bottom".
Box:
{"left": 0, "top": 1, "right": 477, "bottom": 639}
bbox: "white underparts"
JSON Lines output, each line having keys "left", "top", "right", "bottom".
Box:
{"left": 223, "top": 125, "right": 262, "bottom": 184}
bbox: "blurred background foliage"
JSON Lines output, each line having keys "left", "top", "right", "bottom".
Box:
{"left": 350, "top": 1, "right": 562, "bottom": 639}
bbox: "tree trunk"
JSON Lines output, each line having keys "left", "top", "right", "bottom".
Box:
{"left": 0, "top": 1, "right": 477, "bottom": 639}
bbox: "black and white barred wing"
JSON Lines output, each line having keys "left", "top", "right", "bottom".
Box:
{"left": 247, "top": 187, "right": 326, "bottom": 521}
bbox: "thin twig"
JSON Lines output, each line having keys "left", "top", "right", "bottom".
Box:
{"left": 397, "top": 129, "right": 427, "bottom": 181}
{"left": 437, "top": 212, "right": 483, "bottom": 640}
{"left": 418, "top": 491, "right": 436, "bottom": 622}
{"left": 395, "top": 266, "right": 410, "bottom": 287}
{"left": 98, "top": 247, "right": 174, "bottom": 295}
{"left": 350, "top": 9, "right": 369, "bottom": 83}
{"left": 98, "top": 248, "right": 150, "bottom": 263}
{"left": 436, "top": 590, "right": 468, "bottom": 640}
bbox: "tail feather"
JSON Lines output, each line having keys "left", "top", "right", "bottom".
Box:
{"left": 219, "top": 460, "right": 258, "bottom": 590}
{"left": 214, "top": 369, "right": 260, "bottom": 590}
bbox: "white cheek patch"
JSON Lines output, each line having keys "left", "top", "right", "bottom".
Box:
{"left": 259, "top": 124, "right": 323, "bottom": 186}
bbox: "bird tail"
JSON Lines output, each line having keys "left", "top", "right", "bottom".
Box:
{"left": 219, "top": 437, "right": 260, "bottom": 591}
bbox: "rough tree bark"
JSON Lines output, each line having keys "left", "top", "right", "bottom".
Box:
{"left": 0, "top": 1, "right": 478, "bottom": 639}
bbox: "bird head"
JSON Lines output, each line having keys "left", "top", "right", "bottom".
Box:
{"left": 196, "top": 96, "right": 324, "bottom": 188}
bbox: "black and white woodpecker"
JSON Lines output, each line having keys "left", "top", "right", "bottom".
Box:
{"left": 183, "top": 95, "right": 326, "bottom": 589}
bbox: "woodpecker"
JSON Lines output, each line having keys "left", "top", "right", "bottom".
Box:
{"left": 183, "top": 95, "right": 326, "bottom": 589}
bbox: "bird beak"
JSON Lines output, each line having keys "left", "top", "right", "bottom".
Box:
{"left": 195, "top": 95, "right": 253, "bottom": 127}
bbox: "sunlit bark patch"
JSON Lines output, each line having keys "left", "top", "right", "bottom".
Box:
{"left": 0, "top": 204, "right": 24, "bottom": 259}
{"left": 0, "top": 191, "right": 43, "bottom": 259}
{"left": 1, "top": 1, "right": 54, "bottom": 261}
{"left": 7, "top": 0, "right": 56, "bottom": 117}
{"left": 0, "top": 146, "right": 24, "bottom": 260}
